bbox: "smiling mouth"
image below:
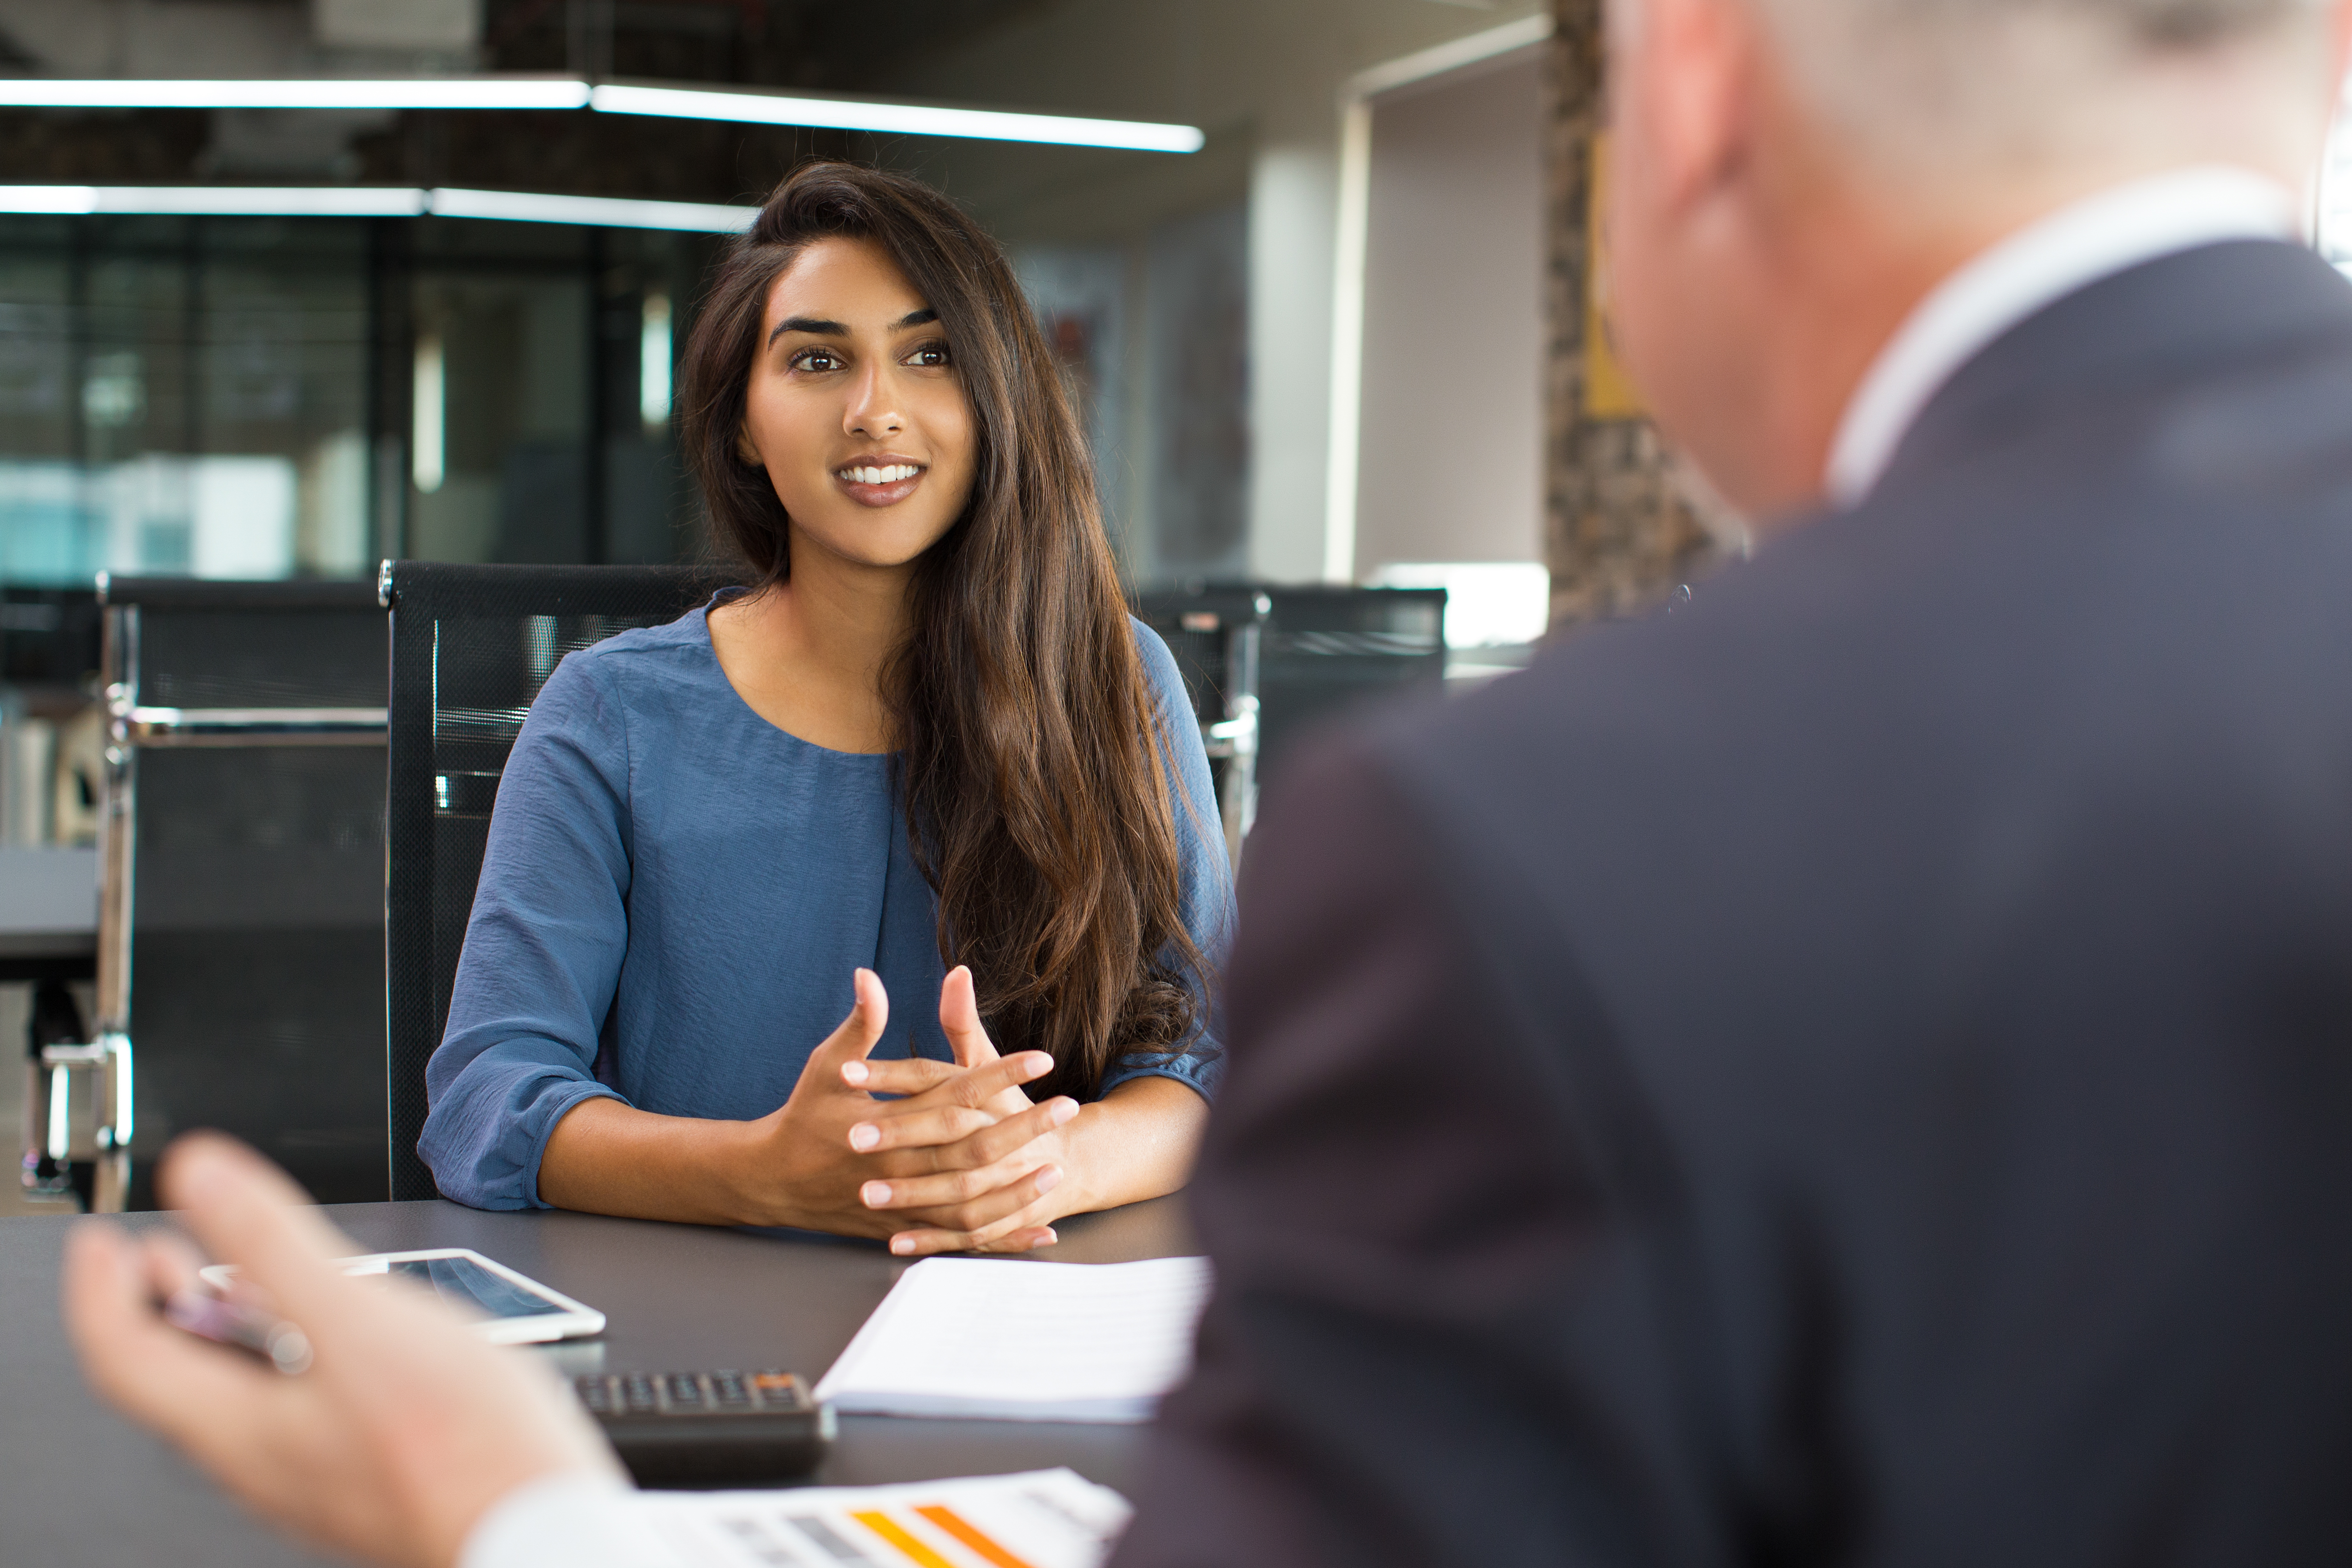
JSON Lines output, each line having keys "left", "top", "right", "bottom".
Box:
{"left": 835, "top": 462, "right": 924, "bottom": 485}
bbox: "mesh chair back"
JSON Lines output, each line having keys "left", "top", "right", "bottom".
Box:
{"left": 99, "top": 578, "right": 388, "bottom": 1207}
{"left": 1145, "top": 585, "right": 1447, "bottom": 789}
{"left": 1134, "top": 588, "right": 1268, "bottom": 728}
{"left": 1134, "top": 588, "right": 1270, "bottom": 864}
{"left": 1257, "top": 587, "right": 1446, "bottom": 781}
{"left": 382, "top": 562, "right": 747, "bottom": 1200}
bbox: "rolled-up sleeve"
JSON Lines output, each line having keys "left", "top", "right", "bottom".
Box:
{"left": 419, "top": 653, "right": 635, "bottom": 1209}
{"left": 1102, "top": 621, "right": 1235, "bottom": 1102}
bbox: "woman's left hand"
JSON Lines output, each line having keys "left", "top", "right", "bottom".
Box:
{"left": 841, "top": 966, "right": 1090, "bottom": 1256}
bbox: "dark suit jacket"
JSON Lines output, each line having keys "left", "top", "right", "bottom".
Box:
{"left": 1112, "top": 241, "right": 2352, "bottom": 1567}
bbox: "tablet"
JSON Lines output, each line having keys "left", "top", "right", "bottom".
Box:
{"left": 199, "top": 1247, "right": 605, "bottom": 1345}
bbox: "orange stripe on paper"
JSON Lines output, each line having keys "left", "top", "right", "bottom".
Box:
{"left": 848, "top": 1510, "right": 955, "bottom": 1568}
{"left": 913, "top": 1504, "right": 1038, "bottom": 1568}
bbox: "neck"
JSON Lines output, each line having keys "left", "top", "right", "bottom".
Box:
{"left": 766, "top": 542, "right": 914, "bottom": 700}
{"left": 781, "top": 552, "right": 907, "bottom": 700}
{"left": 1741, "top": 151, "right": 2289, "bottom": 532}
{"left": 1735, "top": 215, "right": 1971, "bottom": 528}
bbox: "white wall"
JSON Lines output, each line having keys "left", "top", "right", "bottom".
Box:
{"left": 1353, "top": 48, "right": 1547, "bottom": 578}
{"left": 876, "top": 0, "right": 1550, "bottom": 585}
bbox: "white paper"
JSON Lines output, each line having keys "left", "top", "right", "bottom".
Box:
{"left": 640, "top": 1468, "right": 1130, "bottom": 1568}
{"left": 813, "top": 1256, "right": 1214, "bottom": 1422}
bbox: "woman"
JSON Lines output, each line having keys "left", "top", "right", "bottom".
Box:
{"left": 418, "top": 164, "right": 1227, "bottom": 1257}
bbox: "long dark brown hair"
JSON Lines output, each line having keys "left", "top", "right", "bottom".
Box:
{"left": 679, "top": 162, "right": 1211, "bottom": 1101}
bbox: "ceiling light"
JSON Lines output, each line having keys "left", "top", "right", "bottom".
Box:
{"left": 588, "top": 82, "right": 1205, "bottom": 152}
{"left": 0, "top": 78, "right": 591, "bottom": 111}
{"left": 0, "top": 76, "right": 1202, "bottom": 152}
{"left": 0, "top": 185, "right": 753, "bottom": 231}
{"left": 0, "top": 76, "right": 1204, "bottom": 152}
{"left": 0, "top": 185, "right": 429, "bottom": 217}
{"left": 428, "top": 187, "right": 754, "bottom": 231}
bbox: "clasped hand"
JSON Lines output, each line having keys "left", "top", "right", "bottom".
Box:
{"left": 739, "top": 964, "right": 1080, "bottom": 1256}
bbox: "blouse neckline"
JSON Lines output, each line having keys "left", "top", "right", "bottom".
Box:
{"left": 694, "top": 590, "right": 895, "bottom": 763}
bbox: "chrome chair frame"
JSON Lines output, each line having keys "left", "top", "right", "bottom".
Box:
{"left": 1196, "top": 609, "right": 1264, "bottom": 867}
{"left": 21, "top": 576, "right": 388, "bottom": 1213}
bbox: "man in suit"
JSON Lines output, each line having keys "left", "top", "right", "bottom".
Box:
{"left": 1111, "top": 0, "right": 2352, "bottom": 1563}
{"left": 58, "top": 0, "right": 2352, "bottom": 1565}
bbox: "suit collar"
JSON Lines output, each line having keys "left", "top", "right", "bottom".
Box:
{"left": 1866, "top": 239, "right": 2352, "bottom": 507}
{"left": 1827, "top": 168, "right": 2298, "bottom": 507}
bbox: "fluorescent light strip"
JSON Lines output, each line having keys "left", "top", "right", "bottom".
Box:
{"left": 0, "top": 184, "right": 428, "bottom": 217}
{"left": 589, "top": 82, "right": 1204, "bottom": 153}
{"left": 431, "top": 186, "right": 753, "bottom": 231}
{"left": 0, "top": 185, "right": 755, "bottom": 231}
{"left": 0, "top": 78, "right": 589, "bottom": 111}
{"left": 0, "top": 76, "right": 1203, "bottom": 153}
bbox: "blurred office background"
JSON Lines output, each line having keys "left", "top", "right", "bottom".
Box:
{"left": 3, "top": 0, "right": 2348, "bottom": 1209}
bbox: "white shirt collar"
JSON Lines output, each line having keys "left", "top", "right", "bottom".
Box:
{"left": 1824, "top": 164, "right": 2301, "bottom": 508}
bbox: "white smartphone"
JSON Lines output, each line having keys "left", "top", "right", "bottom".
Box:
{"left": 198, "top": 1247, "right": 606, "bottom": 1346}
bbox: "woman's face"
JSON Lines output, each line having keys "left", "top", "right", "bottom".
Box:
{"left": 739, "top": 236, "right": 977, "bottom": 572}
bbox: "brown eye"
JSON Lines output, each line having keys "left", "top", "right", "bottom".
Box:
{"left": 904, "top": 341, "right": 952, "bottom": 368}
{"left": 792, "top": 348, "right": 842, "bottom": 372}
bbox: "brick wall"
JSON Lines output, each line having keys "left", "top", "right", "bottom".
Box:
{"left": 1544, "top": 0, "right": 1722, "bottom": 630}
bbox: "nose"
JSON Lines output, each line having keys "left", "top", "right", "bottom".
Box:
{"left": 843, "top": 358, "right": 905, "bottom": 440}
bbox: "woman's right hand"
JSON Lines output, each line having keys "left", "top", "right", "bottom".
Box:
{"left": 735, "top": 968, "right": 1077, "bottom": 1240}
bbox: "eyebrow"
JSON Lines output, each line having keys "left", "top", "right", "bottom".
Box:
{"left": 767, "top": 307, "right": 939, "bottom": 348}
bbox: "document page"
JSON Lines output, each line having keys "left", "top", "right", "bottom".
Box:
{"left": 641, "top": 1468, "right": 1130, "bottom": 1568}
{"left": 812, "top": 1255, "right": 1214, "bottom": 1421}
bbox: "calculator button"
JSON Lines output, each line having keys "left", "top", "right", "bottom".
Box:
{"left": 712, "top": 1371, "right": 752, "bottom": 1407}
{"left": 750, "top": 1371, "right": 803, "bottom": 1409}
{"left": 575, "top": 1377, "right": 616, "bottom": 1413}
{"left": 664, "top": 1373, "right": 705, "bottom": 1406}
{"left": 621, "top": 1375, "right": 658, "bottom": 1412}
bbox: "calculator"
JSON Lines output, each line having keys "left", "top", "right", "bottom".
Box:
{"left": 572, "top": 1370, "right": 835, "bottom": 1487}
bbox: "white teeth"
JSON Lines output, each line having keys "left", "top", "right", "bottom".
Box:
{"left": 841, "top": 463, "right": 920, "bottom": 485}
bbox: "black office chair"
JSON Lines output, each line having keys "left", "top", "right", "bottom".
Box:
{"left": 1144, "top": 584, "right": 1447, "bottom": 807}
{"left": 381, "top": 562, "right": 747, "bottom": 1201}
{"left": 31, "top": 577, "right": 391, "bottom": 1211}
{"left": 1134, "top": 588, "right": 1268, "bottom": 868}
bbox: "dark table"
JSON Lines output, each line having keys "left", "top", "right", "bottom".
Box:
{"left": 0, "top": 1194, "right": 1196, "bottom": 1567}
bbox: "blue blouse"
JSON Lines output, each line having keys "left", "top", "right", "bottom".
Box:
{"left": 419, "top": 599, "right": 1231, "bottom": 1211}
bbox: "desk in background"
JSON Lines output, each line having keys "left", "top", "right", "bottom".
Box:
{"left": 0, "top": 1193, "right": 1195, "bottom": 1568}
{"left": 0, "top": 846, "right": 98, "bottom": 971}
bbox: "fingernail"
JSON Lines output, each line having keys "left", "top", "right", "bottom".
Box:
{"left": 1036, "top": 1165, "right": 1063, "bottom": 1194}
{"left": 890, "top": 1234, "right": 915, "bottom": 1255}
{"left": 841, "top": 1060, "right": 869, "bottom": 1085}
{"left": 848, "top": 1122, "right": 880, "bottom": 1151}
{"left": 861, "top": 1181, "right": 892, "bottom": 1207}
{"left": 1050, "top": 1098, "right": 1079, "bottom": 1126}
{"left": 1020, "top": 1052, "right": 1053, "bottom": 1075}
{"left": 1041, "top": 1228, "right": 1058, "bottom": 1246}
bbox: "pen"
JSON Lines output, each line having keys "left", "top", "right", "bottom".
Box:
{"left": 163, "top": 1286, "right": 314, "bottom": 1376}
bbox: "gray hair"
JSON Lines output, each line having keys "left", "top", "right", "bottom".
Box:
{"left": 1751, "top": 0, "right": 2338, "bottom": 184}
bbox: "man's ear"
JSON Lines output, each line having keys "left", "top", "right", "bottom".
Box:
{"left": 1633, "top": 0, "right": 1762, "bottom": 215}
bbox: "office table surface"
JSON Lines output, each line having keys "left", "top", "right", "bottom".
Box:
{"left": 1, "top": 1193, "right": 1197, "bottom": 1567}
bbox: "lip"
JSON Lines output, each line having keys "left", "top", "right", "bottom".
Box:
{"left": 831, "top": 452, "right": 929, "bottom": 509}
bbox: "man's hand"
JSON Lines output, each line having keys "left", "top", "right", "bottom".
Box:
{"left": 736, "top": 967, "right": 1075, "bottom": 1243}
{"left": 62, "top": 1133, "right": 621, "bottom": 1568}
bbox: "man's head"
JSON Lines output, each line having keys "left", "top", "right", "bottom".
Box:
{"left": 1602, "top": 0, "right": 2352, "bottom": 523}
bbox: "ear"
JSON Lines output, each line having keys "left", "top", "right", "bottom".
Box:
{"left": 1623, "top": 0, "right": 1762, "bottom": 217}
{"left": 735, "top": 425, "right": 762, "bottom": 467}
